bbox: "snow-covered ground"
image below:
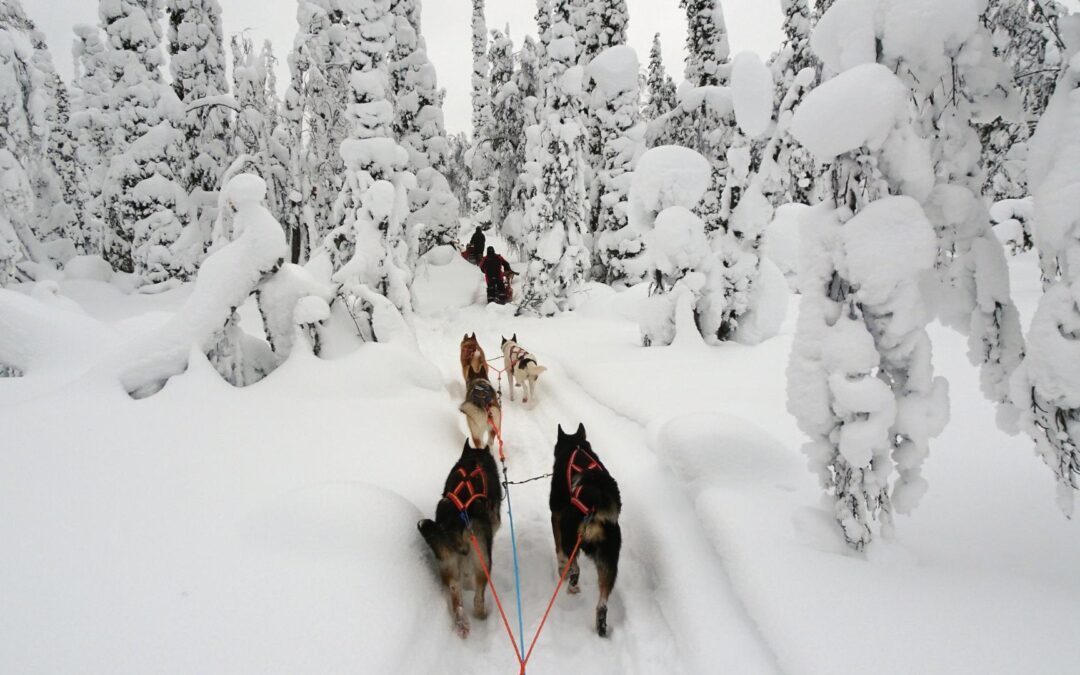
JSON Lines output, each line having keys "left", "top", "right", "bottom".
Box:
{"left": 2, "top": 251, "right": 1079, "bottom": 674}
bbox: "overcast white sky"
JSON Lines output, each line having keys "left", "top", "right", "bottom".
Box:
{"left": 28, "top": 0, "right": 1080, "bottom": 135}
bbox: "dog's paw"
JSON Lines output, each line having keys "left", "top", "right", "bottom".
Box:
{"left": 474, "top": 604, "right": 489, "bottom": 620}
{"left": 567, "top": 583, "right": 581, "bottom": 595}
{"left": 596, "top": 606, "right": 608, "bottom": 637}
{"left": 455, "top": 611, "right": 471, "bottom": 638}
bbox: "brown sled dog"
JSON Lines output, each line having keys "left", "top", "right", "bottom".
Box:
{"left": 459, "top": 333, "right": 489, "bottom": 387}
{"left": 460, "top": 377, "right": 502, "bottom": 450}
{"left": 418, "top": 440, "right": 503, "bottom": 638}
{"left": 549, "top": 423, "right": 622, "bottom": 637}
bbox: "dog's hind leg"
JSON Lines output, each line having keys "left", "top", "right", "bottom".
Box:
{"left": 506, "top": 366, "right": 515, "bottom": 401}
{"left": 557, "top": 516, "right": 581, "bottom": 594}
{"left": 440, "top": 565, "right": 470, "bottom": 638}
{"left": 471, "top": 532, "right": 491, "bottom": 620}
{"left": 593, "top": 525, "right": 621, "bottom": 637}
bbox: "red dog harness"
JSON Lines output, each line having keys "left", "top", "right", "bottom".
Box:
{"left": 507, "top": 344, "right": 529, "bottom": 370}
{"left": 446, "top": 466, "right": 489, "bottom": 511}
{"left": 567, "top": 447, "right": 604, "bottom": 515}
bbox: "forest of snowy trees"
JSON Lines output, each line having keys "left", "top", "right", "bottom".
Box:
{"left": 2, "top": 0, "right": 1080, "bottom": 549}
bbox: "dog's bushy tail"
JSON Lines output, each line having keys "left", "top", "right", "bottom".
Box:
{"left": 527, "top": 364, "right": 547, "bottom": 377}
{"left": 418, "top": 519, "right": 450, "bottom": 554}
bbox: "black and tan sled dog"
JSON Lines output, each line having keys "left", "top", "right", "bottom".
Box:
{"left": 418, "top": 440, "right": 503, "bottom": 638}
{"left": 549, "top": 423, "right": 622, "bottom": 637}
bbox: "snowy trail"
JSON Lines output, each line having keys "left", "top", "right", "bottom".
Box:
{"left": 413, "top": 309, "right": 779, "bottom": 675}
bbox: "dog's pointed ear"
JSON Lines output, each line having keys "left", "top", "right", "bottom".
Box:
{"left": 512, "top": 333, "right": 517, "bottom": 342}
{"left": 576, "top": 422, "right": 586, "bottom": 439}
{"left": 464, "top": 438, "right": 473, "bottom": 452}
{"left": 557, "top": 424, "right": 565, "bottom": 440}
{"left": 501, "top": 336, "right": 506, "bottom": 345}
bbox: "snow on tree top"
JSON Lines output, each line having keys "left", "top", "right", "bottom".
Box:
{"left": 810, "top": 0, "right": 878, "bottom": 74}
{"left": 587, "top": 45, "right": 640, "bottom": 96}
{"left": 678, "top": 85, "right": 733, "bottom": 117}
{"left": 630, "top": 145, "right": 712, "bottom": 214}
{"left": 223, "top": 173, "right": 267, "bottom": 206}
{"left": 549, "top": 36, "right": 577, "bottom": 63}
{"left": 842, "top": 195, "right": 936, "bottom": 306}
{"left": 730, "top": 51, "right": 774, "bottom": 139}
{"left": 880, "top": 0, "right": 982, "bottom": 74}
{"left": 340, "top": 137, "right": 408, "bottom": 173}
{"left": 790, "top": 63, "right": 906, "bottom": 161}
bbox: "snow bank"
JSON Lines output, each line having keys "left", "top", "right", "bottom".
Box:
{"left": 63, "top": 255, "right": 115, "bottom": 282}
{"left": 732, "top": 258, "right": 790, "bottom": 345}
{"left": 731, "top": 51, "right": 774, "bottom": 138}
{"left": 412, "top": 246, "right": 484, "bottom": 315}
{"left": 791, "top": 63, "right": 907, "bottom": 161}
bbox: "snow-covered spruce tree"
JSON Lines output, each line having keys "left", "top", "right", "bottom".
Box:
{"left": 581, "top": 0, "right": 629, "bottom": 231}
{"left": 589, "top": 45, "right": 645, "bottom": 285}
{"left": 467, "top": 0, "right": 494, "bottom": 228}
{"left": 681, "top": 0, "right": 730, "bottom": 87}
{"left": 488, "top": 28, "right": 521, "bottom": 232}
{"left": 98, "top": 0, "right": 185, "bottom": 275}
{"left": 502, "top": 33, "right": 542, "bottom": 255}
{"left": 517, "top": 2, "right": 591, "bottom": 316}
{"left": 69, "top": 24, "right": 113, "bottom": 255}
{"left": 814, "top": 0, "right": 836, "bottom": 19}
{"left": 48, "top": 75, "right": 83, "bottom": 246}
{"left": 643, "top": 33, "right": 678, "bottom": 120}
{"left": 230, "top": 36, "right": 291, "bottom": 247}
{"left": 167, "top": 0, "right": 230, "bottom": 199}
{"left": 390, "top": 0, "right": 458, "bottom": 257}
{"left": 108, "top": 123, "right": 190, "bottom": 284}
{"left": 1011, "top": 53, "right": 1080, "bottom": 515}
{"left": 786, "top": 51, "right": 950, "bottom": 550}
{"left": 283, "top": 0, "right": 354, "bottom": 252}
{"left": 0, "top": 1, "right": 62, "bottom": 277}
{"left": 443, "top": 132, "right": 471, "bottom": 214}
{"left": 323, "top": 0, "right": 415, "bottom": 335}
{"left": 768, "top": 0, "right": 820, "bottom": 206}
{"left": 866, "top": 0, "right": 1025, "bottom": 419}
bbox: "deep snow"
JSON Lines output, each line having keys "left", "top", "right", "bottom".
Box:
{"left": 2, "top": 248, "right": 1079, "bottom": 674}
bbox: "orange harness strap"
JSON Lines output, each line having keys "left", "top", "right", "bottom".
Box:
{"left": 445, "top": 466, "right": 488, "bottom": 512}
{"left": 567, "top": 447, "right": 603, "bottom": 516}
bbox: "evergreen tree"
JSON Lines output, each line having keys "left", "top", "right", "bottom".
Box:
{"left": 1012, "top": 55, "right": 1080, "bottom": 515}
{"left": 325, "top": 0, "right": 414, "bottom": 327}
{"left": 98, "top": 0, "right": 185, "bottom": 274}
{"left": 488, "top": 28, "right": 521, "bottom": 231}
{"left": 389, "top": 0, "right": 458, "bottom": 256}
{"left": 69, "top": 24, "right": 112, "bottom": 256}
{"left": 518, "top": 0, "right": 590, "bottom": 315}
{"left": 47, "top": 75, "right": 83, "bottom": 248}
{"left": 589, "top": 45, "right": 645, "bottom": 285}
{"left": 643, "top": 33, "right": 678, "bottom": 120}
{"left": 681, "top": 0, "right": 730, "bottom": 87}
{"left": 769, "top": 0, "right": 820, "bottom": 205}
{"left": 468, "top": 0, "right": 494, "bottom": 227}
{"left": 284, "top": 0, "right": 354, "bottom": 254}
{"left": 167, "top": 0, "right": 230, "bottom": 196}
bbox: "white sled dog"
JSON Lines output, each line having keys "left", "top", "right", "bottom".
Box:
{"left": 501, "top": 334, "right": 547, "bottom": 403}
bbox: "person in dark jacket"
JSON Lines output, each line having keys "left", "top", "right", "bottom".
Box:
{"left": 465, "top": 226, "right": 486, "bottom": 264}
{"left": 480, "top": 246, "right": 513, "bottom": 303}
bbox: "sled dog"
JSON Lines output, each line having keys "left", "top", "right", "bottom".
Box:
{"left": 460, "top": 376, "right": 502, "bottom": 450}
{"left": 549, "top": 423, "right": 622, "bottom": 637}
{"left": 460, "top": 333, "right": 489, "bottom": 387}
{"left": 418, "top": 440, "right": 503, "bottom": 638}
{"left": 501, "top": 334, "right": 547, "bottom": 403}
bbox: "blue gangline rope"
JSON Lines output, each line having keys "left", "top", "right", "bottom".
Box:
{"left": 500, "top": 458, "right": 527, "bottom": 664}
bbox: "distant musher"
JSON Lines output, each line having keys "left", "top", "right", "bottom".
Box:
{"left": 464, "top": 226, "right": 486, "bottom": 265}
{"left": 479, "top": 246, "right": 514, "bottom": 304}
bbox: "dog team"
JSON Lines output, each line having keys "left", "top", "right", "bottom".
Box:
{"left": 417, "top": 333, "right": 623, "bottom": 639}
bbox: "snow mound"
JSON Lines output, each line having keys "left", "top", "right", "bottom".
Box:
{"left": 63, "top": 255, "right": 114, "bottom": 282}
{"left": 842, "top": 196, "right": 936, "bottom": 305}
{"left": 412, "top": 247, "right": 483, "bottom": 315}
{"left": 653, "top": 412, "right": 797, "bottom": 489}
{"left": 880, "top": 0, "right": 981, "bottom": 72}
{"left": 731, "top": 51, "right": 774, "bottom": 138}
{"left": 791, "top": 63, "right": 907, "bottom": 161}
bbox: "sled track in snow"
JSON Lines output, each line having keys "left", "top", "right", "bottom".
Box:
{"left": 414, "top": 311, "right": 781, "bottom": 675}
